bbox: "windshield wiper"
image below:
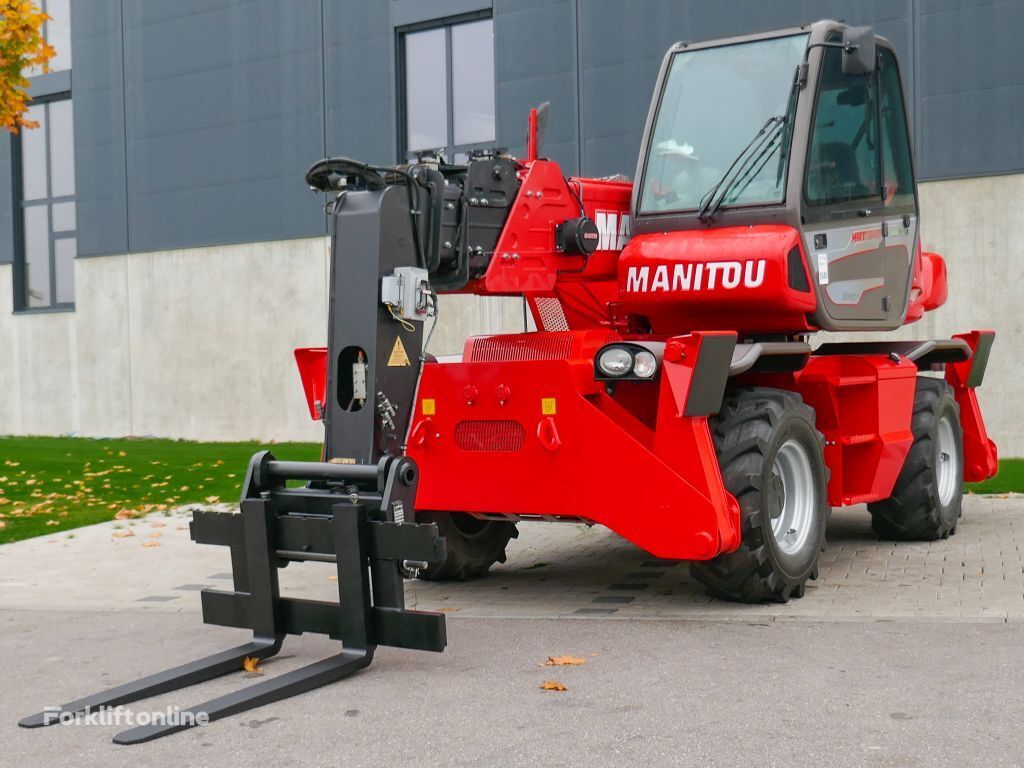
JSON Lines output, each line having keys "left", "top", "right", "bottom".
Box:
{"left": 698, "top": 115, "right": 786, "bottom": 223}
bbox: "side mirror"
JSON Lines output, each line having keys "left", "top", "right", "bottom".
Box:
{"left": 842, "top": 26, "right": 876, "bottom": 76}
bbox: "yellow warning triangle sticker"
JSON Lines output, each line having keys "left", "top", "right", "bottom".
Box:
{"left": 387, "top": 336, "right": 411, "bottom": 367}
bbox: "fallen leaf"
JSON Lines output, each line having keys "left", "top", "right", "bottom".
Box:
{"left": 146, "top": 531, "right": 162, "bottom": 538}
{"left": 46, "top": 520, "right": 60, "bottom": 526}
{"left": 142, "top": 540, "right": 161, "bottom": 548}
{"left": 118, "top": 450, "right": 126, "bottom": 457}
{"left": 204, "top": 495, "right": 219, "bottom": 504}
{"left": 0, "top": 521, "right": 6, "bottom": 530}
{"left": 112, "top": 530, "right": 135, "bottom": 539}
{"left": 149, "top": 521, "right": 166, "bottom": 528}
{"left": 115, "top": 509, "right": 139, "bottom": 520}
{"left": 437, "top": 607, "right": 460, "bottom": 613}
{"left": 242, "top": 656, "right": 262, "bottom": 673}
{"left": 542, "top": 655, "right": 586, "bottom": 667}
{"left": 540, "top": 680, "right": 567, "bottom": 691}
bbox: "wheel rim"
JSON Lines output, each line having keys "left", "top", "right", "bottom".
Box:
{"left": 936, "top": 413, "right": 959, "bottom": 507}
{"left": 768, "top": 439, "right": 816, "bottom": 556}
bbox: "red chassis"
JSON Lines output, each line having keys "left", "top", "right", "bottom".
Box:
{"left": 295, "top": 151, "right": 997, "bottom": 562}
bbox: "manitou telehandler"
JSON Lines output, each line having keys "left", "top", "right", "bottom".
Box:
{"left": 294, "top": 19, "right": 997, "bottom": 603}
{"left": 22, "top": 20, "right": 998, "bottom": 743}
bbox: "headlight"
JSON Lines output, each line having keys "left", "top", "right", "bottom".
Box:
{"left": 594, "top": 343, "right": 662, "bottom": 381}
{"left": 597, "top": 347, "right": 634, "bottom": 376}
{"left": 632, "top": 350, "right": 657, "bottom": 378}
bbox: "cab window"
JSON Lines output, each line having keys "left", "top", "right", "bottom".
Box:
{"left": 878, "top": 47, "right": 915, "bottom": 208}
{"left": 805, "top": 40, "right": 880, "bottom": 206}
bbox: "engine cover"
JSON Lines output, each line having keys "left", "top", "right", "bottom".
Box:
{"left": 617, "top": 225, "right": 818, "bottom": 335}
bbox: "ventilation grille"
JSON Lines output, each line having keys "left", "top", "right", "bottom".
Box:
{"left": 533, "top": 297, "right": 570, "bottom": 331}
{"left": 454, "top": 420, "right": 526, "bottom": 452}
{"left": 469, "top": 333, "right": 575, "bottom": 362}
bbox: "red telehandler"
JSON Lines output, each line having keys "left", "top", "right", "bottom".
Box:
{"left": 20, "top": 20, "right": 999, "bottom": 743}
{"left": 296, "top": 19, "right": 996, "bottom": 603}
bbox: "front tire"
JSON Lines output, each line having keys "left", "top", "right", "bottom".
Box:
{"left": 868, "top": 377, "right": 963, "bottom": 541}
{"left": 415, "top": 512, "right": 518, "bottom": 581}
{"left": 691, "top": 388, "right": 829, "bottom": 603}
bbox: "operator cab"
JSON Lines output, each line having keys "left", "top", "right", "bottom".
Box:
{"left": 632, "top": 20, "right": 919, "bottom": 331}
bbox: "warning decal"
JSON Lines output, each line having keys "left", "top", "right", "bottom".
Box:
{"left": 387, "top": 336, "right": 411, "bottom": 367}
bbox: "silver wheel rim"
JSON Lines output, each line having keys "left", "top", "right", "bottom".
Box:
{"left": 769, "top": 439, "right": 816, "bottom": 556}
{"left": 936, "top": 413, "right": 959, "bottom": 507}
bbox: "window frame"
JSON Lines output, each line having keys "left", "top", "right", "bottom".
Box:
{"left": 396, "top": 10, "right": 496, "bottom": 163}
{"left": 876, "top": 45, "right": 918, "bottom": 215}
{"left": 11, "top": 91, "right": 76, "bottom": 313}
{"left": 802, "top": 35, "right": 883, "bottom": 217}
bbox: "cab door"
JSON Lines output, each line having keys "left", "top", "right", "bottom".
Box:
{"left": 801, "top": 40, "right": 917, "bottom": 330}
{"left": 876, "top": 45, "right": 919, "bottom": 323}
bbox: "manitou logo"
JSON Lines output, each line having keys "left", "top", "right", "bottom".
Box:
{"left": 595, "top": 210, "right": 631, "bottom": 251}
{"left": 625, "top": 259, "right": 767, "bottom": 293}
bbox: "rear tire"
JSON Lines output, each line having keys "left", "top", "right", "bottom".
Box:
{"left": 690, "top": 387, "right": 829, "bottom": 603}
{"left": 868, "top": 377, "right": 963, "bottom": 541}
{"left": 415, "top": 512, "right": 518, "bottom": 581}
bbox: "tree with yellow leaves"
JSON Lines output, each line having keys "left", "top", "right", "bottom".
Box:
{"left": 0, "top": 0, "right": 55, "bottom": 133}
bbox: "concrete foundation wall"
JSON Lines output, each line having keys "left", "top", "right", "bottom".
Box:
{"left": 0, "top": 173, "right": 1020, "bottom": 453}
{"left": 0, "top": 238, "right": 523, "bottom": 442}
{"left": 894, "top": 172, "right": 1024, "bottom": 457}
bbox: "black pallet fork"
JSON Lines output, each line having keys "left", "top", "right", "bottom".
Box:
{"left": 19, "top": 451, "right": 447, "bottom": 744}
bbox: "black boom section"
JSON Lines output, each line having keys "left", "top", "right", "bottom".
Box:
{"left": 324, "top": 184, "right": 424, "bottom": 464}
{"left": 322, "top": 154, "right": 520, "bottom": 461}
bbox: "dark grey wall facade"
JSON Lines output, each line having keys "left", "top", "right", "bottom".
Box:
{"left": 577, "top": 0, "right": 914, "bottom": 178}
{"left": 918, "top": 0, "right": 1024, "bottom": 179}
{"left": 7, "top": 0, "right": 1023, "bottom": 262}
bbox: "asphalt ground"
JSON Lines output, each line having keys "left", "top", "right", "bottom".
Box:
{"left": 3, "top": 496, "right": 1024, "bottom": 766}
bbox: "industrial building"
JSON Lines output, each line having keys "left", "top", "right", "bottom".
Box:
{"left": 1, "top": 0, "right": 1020, "bottom": 453}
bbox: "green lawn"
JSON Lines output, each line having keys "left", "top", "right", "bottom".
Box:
{"left": 0, "top": 436, "right": 320, "bottom": 545}
{"left": 0, "top": 436, "right": 1019, "bottom": 546}
{"left": 966, "top": 458, "right": 1024, "bottom": 496}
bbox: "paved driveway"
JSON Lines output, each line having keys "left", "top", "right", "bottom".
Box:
{"left": 1, "top": 495, "right": 1021, "bottom": 622}
{"left": 4, "top": 496, "right": 1024, "bottom": 767}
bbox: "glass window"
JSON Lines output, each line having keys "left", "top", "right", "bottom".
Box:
{"left": 54, "top": 237, "right": 76, "bottom": 304}
{"left": 24, "top": 0, "right": 72, "bottom": 76}
{"left": 805, "top": 42, "right": 880, "bottom": 206}
{"left": 404, "top": 28, "right": 448, "bottom": 152}
{"left": 15, "top": 97, "right": 76, "bottom": 310}
{"left": 48, "top": 99, "right": 75, "bottom": 197}
{"left": 878, "top": 48, "right": 914, "bottom": 208}
{"left": 23, "top": 206, "right": 50, "bottom": 308}
{"left": 46, "top": 0, "right": 72, "bottom": 72}
{"left": 401, "top": 16, "right": 495, "bottom": 161}
{"left": 638, "top": 34, "right": 808, "bottom": 214}
{"left": 451, "top": 20, "right": 495, "bottom": 146}
{"left": 51, "top": 201, "right": 76, "bottom": 231}
{"left": 20, "top": 104, "right": 48, "bottom": 200}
